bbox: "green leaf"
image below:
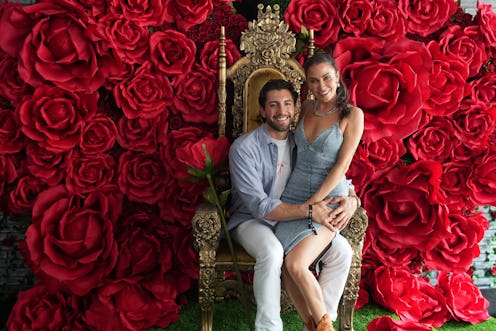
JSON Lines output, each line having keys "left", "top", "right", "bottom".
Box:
{"left": 202, "top": 143, "right": 214, "bottom": 174}
{"left": 219, "top": 189, "right": 230, "bottom": 207}
{"left": 203, "top": 186, "right": 217, "bottom": 205}
{"left": 187, "top": 166, "right": 207, "bottom": 179}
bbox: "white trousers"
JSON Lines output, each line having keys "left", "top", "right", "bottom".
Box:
{"left": 232, "top": 219, "right": 284, "bottom": 331}
{"left": 232, "top": 220, "right": 352, "bottom": 331}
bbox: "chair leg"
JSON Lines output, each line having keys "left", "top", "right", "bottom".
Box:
{"left": 338, "top": 252, "right": 362, "bottom": 331}
{"left": 198, "top": 264, "right": 216, "bottom": 331}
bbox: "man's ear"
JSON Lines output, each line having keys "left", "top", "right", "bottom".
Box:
{"left": 259, "top": 106, "right": 266, "bottom": 119}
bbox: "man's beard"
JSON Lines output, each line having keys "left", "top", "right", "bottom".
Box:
{"left": 266, "top": 118, "right": 291, "bottom": 133}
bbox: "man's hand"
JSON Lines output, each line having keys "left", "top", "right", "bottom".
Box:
{"left": 309, "top": 199, "right": 336, "bottom": 231}
{"left": 328, "top": 196, "right": 358, "bottom": 231}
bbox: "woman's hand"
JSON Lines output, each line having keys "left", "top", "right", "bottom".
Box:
{"left": 328, "top": 196, "right": 358, "bottom": 230}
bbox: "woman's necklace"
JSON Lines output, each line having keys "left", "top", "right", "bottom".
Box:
{"left": 313, "top": 100, "right": 338, "bottom": 117}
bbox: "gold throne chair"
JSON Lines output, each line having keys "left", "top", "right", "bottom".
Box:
{"left": 192, "top": 4, "right": 368, "bottom": 331}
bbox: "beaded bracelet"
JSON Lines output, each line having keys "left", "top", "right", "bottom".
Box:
{"left": 308, "top": 205, "right": 317, "bottom": 235}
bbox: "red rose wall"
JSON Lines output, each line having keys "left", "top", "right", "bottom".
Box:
{"left": 0, "top": 0, "right": 495, "bottom": 330}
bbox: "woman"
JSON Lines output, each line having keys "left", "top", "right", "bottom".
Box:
{"left": 275, "top": 53, "right": 364, "bottom": 331}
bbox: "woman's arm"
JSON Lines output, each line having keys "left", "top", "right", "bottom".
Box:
{"left": 308, "top": 106, "right": 364, "bottom": 204}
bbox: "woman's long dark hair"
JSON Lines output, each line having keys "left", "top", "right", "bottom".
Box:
{"left": 304, "top": 53, "right": 351, "bottom": 119}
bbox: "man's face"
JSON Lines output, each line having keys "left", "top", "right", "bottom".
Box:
{"left": 259, "top": 89, "right": 296, "bottom": 139}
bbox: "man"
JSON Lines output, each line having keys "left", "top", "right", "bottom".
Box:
{"left": 229, "top": 79, "right": 358, "bottom": 331}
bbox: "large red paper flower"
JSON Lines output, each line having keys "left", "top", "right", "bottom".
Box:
{"left": 149, "top": 30, "right": 196, "bottom": 76}
{"left": 172, "top": 65, "right": 218, "bottom": 125}
{"left": 24, "top": 186, "right": 122, "bottom": 295}
{"left": 363, "top": 161, "right": 449, "bottom": 250}
{"left": 0, "top": 55, "right": 32, "bottom": 107}
{"left": 114, "top": 61, "right": 173, "bottom": 120}
{"left": 108, "top": 0, "right": 166, "bottom": 26}
{"left": 438, "top": 271, "right": 490, "bottom": 324}
{"left": 347, "top": 39, "right": 431, "bottom": 142}
{"left": 7, "top": 284, "right": 85, "bottom": 331}
{"left": 19, "top": 2, "right": 113, "bottom": 92}
{"left": 367, "top": 316, "right": 431, "bottom": 331}
{"left": 117, "top": 151, "right": 165, "bottom": 204}
{"left": 164, "top": 0, "right": 213, "bottom": 32}
{"left": 16, "top": 85, "right": 97, "bottom": 153}
{"left": 284, "top": 0, "right": 341, "bottom": 48}
{"left": 398, "top": 0, "right": 457, "bottom": 37}
{"left": 423, "top": 212, "right": 488, "bottom": 273}
{"left": 0, "top": 107, "right": 25, "bottom": 154}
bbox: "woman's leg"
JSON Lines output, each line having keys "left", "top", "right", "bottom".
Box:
{"left": 284, "top": 225, "right": 336, "bottom": 327}
{"left": 281, "top": 264, "right": 314, "bottom": 330}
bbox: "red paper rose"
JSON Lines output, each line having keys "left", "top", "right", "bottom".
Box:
{"left": 476, "top": 3, "right": 496, "bottom": 46}
{"left": 347, "top": 39, "right": 431, "bottom": 142}
{"left": 8, "top": 175, "right": 47, "bottom": 215}
{"left": 346, "top": 148, "right": 375, "bottom": 194}
{"left": 0, "top": 55, "right": 32, "bottom": 107}
{"left": 90, "top": 12, "right": 150, "bottom": 65}
{"left": 16, "top": 85, "right": 97, "bottom": 153}
{"left": 453, "top": 101, "right": 495, "bottom": 152}
{"left": 149, "top": 30, "right": 196, "bottom": 76}
{"left": 109, "top": 0, "right": 166, "bottom": 26}
{"left": 80, "top": 113, "right": 118, "bottom": 155}
{"left": 471, "top": 72, "right": 496, "bottom": 106}
{"left": 407, "top": 117, "right": 457, "bottom": 163}
{"left": 371, "top": 266, "right": 423, "bottom": 316}
{"left": 439, "top": 25, "right": 488, "bottom": 78}
{"left": 7, "top": 284, "right": 85, "bottom": 331}
{"left": 116, "top": 113, "right": 168, "bottom": 153}
{"left": 164, "top": 0, "right": 213, "bottom": 32}
{"left": 424, "top": 41, "right": 469, "bottom": 117}
{"left": 284, "top": 0, "right": 341, "bottom": 48}
{"left": 438, "top": 271, "right": 490, "bottom": 324}
{"left": 467, "top": 148, "right": 496, "bottom": 206}
{"left": 114, "top": 212, "right": 176, "bottom": 279}
{"left": 159, "top": 176, "right": 206, "bottom": 226}
{"left": 364, "top": 231, "right": 420, "bottom": 269}
{"left": 412, "top": 279, "right": 451, "bottom": 328}
{"left": 440, "top": 161, "right": 475, "bottom": 213}
{"left": 423, "top": 212, "right": 488, "bottom": 273}
{"left": 25, "top": 143, "right": 67, "bottom": 186}
{"left": 364, "top": 137, "right": 406, "bottom": 171}
{"left": 172, "top": 65, "right": 218, "bottom": 125}
{"left": 363, "top": 161, "right": 449, "bottom": 250}
{"left": 0, "top": 2, "right": 34, "bottom": 57}
{"left": 367, "top": 316, "right": 431, "bottom": 331}
{"left": 0, "top": 154, "right": 17, "bottom": 196}
{"left": 200, "top": 39, "right": 242, "bottom": 73}
{"left": 365, "top": 0, "right": 406, "bottom": 41}
{"left": 24, "top": 186, "right": 122, "bottom": 295}
{"left": 84, "top": 280, "right": 180, "bottom": 331}
{"left": 114, "top": 61, "right": 173, "bottom": 120}
{"left": 19, "top": 2, "right": 114, "bottom": 93}
{"left": 66, "top": 152, "right": 116, "bottom": 194}
{"left": 117, "top": 151, "right": 165, "bottom": 204}
{"left": 340, "top": 0, "right": 374, "bottom": 37}
{"left": 0, "top": 108, "right": 25, "bottom": 154}
{"left": 398, "top": 0, "right": 457, "bottom": 38}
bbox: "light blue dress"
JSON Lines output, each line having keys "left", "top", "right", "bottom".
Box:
{"left": 275, "top": 115, "right": 349, "bottom": 254}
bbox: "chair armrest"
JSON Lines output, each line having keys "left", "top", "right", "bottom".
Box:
{"left": 192, "top": 202, "right": 222, "bottom": 253}
{"left": 340, "top": 207, "right": 368, "bottom": 245}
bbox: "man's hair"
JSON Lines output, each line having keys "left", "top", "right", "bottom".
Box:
{"left": 258, "top": 79, "right": 299, "bottom": 107}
